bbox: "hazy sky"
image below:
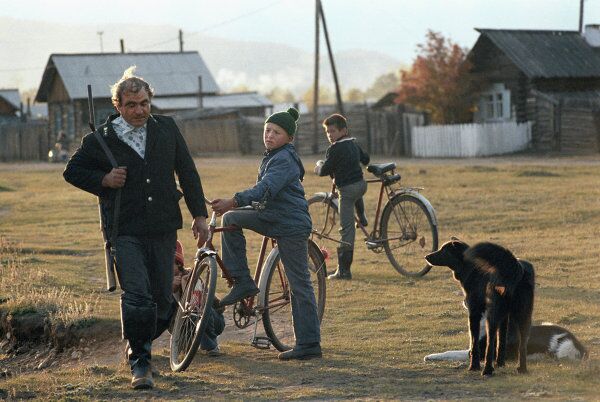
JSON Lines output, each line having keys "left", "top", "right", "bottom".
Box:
{"left": 2, "top": 0, "right": 600, "bottom": 59}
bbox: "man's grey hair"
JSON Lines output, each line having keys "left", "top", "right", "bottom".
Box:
{"left": 110, "top": 66, "right": 154, "bottom": 107}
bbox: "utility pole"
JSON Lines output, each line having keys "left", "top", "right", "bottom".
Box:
{"left": 97, "top": 31, "right": 104, "bottom": 53}
{"left": 120, "top": 39, "right": 125, "bottom": 53}
{"left": 579, "top": 0, "right": 584, "bottom": 34}
{"left": 312, "top": 0, "right": 321, "bottom": 154}
{"left": 179, "top": 29, "right": 184, "bottom": 52}
{"left": 318, "top": 0, "right": 344, "bottom": 115}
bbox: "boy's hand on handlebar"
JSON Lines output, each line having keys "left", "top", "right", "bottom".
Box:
{"left": 314, "top": 160, "right": 324, "bottom": 175}
{"left": 211, "top": 198, "right": 237, "bottom": 216}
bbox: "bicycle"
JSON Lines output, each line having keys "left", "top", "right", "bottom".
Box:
{"left": 169, "top": 202, "right": 327, "bottom": 372}
{"left": 308, "top": 162, "right": 438, "bottom": 277}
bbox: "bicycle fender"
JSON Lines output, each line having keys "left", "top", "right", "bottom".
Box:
{"left": 194, "top": 247, "right": 218, "bottom": 261}
{"left": 256, "top": 246, "right": 280, "bottom": 309}
{"left": 395, "top": 190, "right": 438, "bottom": 226}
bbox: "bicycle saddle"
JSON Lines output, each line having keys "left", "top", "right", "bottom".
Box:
{"left": 367, "top": 163, "right": 396, "bottom": 177}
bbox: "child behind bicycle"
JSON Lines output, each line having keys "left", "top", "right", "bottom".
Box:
{"left": 314, "top": 113, "right": 370, "bottom": 280}
{"left": 210, "top": 107, "right": 322, "bottom": 361}
{"left": 172, "top": 240, "right": 224, "bottom": 356}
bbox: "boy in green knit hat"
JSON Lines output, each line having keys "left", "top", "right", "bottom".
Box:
{"left": 211, "top": 108, "right": 322, "bottom": 360}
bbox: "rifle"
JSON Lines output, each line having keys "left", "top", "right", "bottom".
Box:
{"left": 88, "top": 84, "right": 117, "bottom": 292}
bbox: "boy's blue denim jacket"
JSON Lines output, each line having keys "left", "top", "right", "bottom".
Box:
{"left": 233, "top": 143, "right": 312, "bottom": 237}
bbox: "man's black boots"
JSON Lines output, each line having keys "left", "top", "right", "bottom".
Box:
{"left": 219, "top": 274, "right": 259, "bottom": 306}
{"left": 327, "top": 247, "right": 353, "bottom": 280}
{"left": 128, "top": 340, "right": 154, "bottom": 389}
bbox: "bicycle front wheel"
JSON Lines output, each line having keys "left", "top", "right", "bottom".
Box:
{"left": 307, "top": 194, "right": 340, "bottom": 244}
{"left": 170, "top": 255, "right": 217, "bottom": 372}
{"left": 262, "top": 240, "right": 326, "bottom": 352}
{"left": 380, "top": 193, "right": 438, "bottom": 277}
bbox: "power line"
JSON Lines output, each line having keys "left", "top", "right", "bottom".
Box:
{"left": 133, "top": 0, "right": 285, "bottom": 51}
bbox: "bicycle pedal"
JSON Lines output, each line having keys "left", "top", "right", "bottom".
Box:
{"left": 251, "top": 336, "right": 272, "bottom": 350}
{"left": 365, "top": 241, "right": 379, "bottom": 250}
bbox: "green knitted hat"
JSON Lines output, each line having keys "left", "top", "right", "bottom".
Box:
{"left": 265, "top": 107, "right": 299, "bottom": 136}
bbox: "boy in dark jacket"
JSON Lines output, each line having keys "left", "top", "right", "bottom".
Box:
{"left": 211, "top": 108, "right": 321, "bottom": 360}
{"left": 315, "top": 113, "right": 370, "bottom": 280}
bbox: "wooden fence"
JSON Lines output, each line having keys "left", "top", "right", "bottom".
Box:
{"left": 0, "top": 121, "right": 49, "bottom": 162}
{"left": 411, "top": 121, "right": 532, "bottom": 157}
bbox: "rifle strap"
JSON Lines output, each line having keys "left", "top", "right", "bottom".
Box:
{"left": 94, "top": 129, "right": 121, "bottom": 254}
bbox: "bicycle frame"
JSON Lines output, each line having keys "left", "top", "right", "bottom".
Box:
{"left": 322, "top": 176, "right": 395, "bottom": 241}
{"left": 200, "top": 210, "right": 290, "bottom": 316}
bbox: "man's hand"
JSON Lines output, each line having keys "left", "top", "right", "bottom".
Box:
{"left": 102, "top": 167, "right": 127, "bottom": 188}
{"left": 211, "top": 198, "right": 237, "bottom": 216}
{"left": 192, "top": 216, "right": 209, "bottom": 247}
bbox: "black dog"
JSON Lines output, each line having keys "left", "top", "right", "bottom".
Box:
{"left": 425, "top": 239, "right": 535, "bottom": 376}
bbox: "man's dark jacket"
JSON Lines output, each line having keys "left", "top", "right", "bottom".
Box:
{"left": 63, "top": 113, "right": 207, "bottom": 236}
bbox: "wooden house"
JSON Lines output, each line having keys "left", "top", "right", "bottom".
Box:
{"left": 34, "top": 51, "right": 272, "bottom": 146}
{"left": 0, "top": 89, "right": 20, "bottom": 124}
{"left": 467, "top": 25, "right": 600, "bottom": 153}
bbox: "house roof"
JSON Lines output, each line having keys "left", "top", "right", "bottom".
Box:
{"left": 0, "top": 89, "right": 21, "bottom": 110}
{"left": 472, "top": 29, "right": 600, "bottom": 78}
{"left": 35, "top": 52, "right": 219, "bottom": 102}
{"left": 151, "top": 92, "right": 272, "bottom": 111}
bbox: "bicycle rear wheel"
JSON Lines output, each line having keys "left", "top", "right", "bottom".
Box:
{"left": 307, "top": 194, "right": 340, "bottom": 244}
{"left": 170, "top": 255, "right": 217, "bottom": 372}
{"left": 262, "top": 240, "right": 326, "bottom": 352}
{"left": 380, "top": 193, "right": 438, "bottom": 277}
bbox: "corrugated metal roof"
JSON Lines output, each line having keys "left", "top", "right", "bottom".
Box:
{"left": 474, "top": 29, "right": 600, "bottom": 78}
{"left": 152, "top": 92, "right": 272, "bottom": 111}
{"left": 0, "top": 89, "right": 21, "bottom": 109}
{"left": 36, "top": 52, "right": 219, "bottom": 101}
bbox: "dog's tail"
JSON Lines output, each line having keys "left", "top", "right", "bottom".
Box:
{"left": 464, "top": 242, "right": 523, "bottom": 293}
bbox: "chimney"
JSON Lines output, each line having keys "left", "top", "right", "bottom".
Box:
{"left": 583, "top": 24, "right": 600, "bottom": 47}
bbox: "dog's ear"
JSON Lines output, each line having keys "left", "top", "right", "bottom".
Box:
{"left": 449, "top": 239, "right": 469, "bottom": 256}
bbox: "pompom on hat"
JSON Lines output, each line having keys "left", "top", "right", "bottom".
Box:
{"left": 265, "top": 107, "right": 299, "bottom": 136}
{"left": 175, "top": 240, "right": 185, "bottom": 266}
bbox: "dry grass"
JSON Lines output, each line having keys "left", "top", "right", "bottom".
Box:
{"left": 0, "top": 155, "right": 599, "bottom": 400}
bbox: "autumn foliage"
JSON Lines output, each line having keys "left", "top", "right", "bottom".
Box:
{"left": 396, "top": 30, "right": 481, "bottom": 124}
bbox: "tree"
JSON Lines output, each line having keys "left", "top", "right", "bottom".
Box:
{"left": 396, "top": 30, "right": 482, "bottom": 124}
{"left": 265, "top": 86, "right": 296, "bottom": 103}
{"left": 365, "top": 71, "right": 401, "bottom": 100}
{"left": 344, "top": 88, "right": 365, "bottom": 103}
{"left": 302, "top": 86, "right": 335, "bottom": 111}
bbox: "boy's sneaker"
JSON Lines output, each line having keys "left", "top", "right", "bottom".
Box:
{"left": 219, "top": 276, "right": 259, "bottom": 306}
{"left": 206, "top": 346, "right": 224, "bottom": 357}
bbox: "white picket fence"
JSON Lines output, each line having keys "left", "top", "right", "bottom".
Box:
{"left": 411, "top": 121, "right": 532, "bottom": 157}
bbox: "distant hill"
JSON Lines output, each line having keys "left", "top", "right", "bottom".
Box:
{"left": 0, "top": 16, "right": 401, "bottom": 97}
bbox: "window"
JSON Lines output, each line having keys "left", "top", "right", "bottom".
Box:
{"left": 479, "top": 83, "right": 511, "bottom": 122}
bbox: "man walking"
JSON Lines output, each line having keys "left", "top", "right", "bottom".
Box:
{"left": 63, "top": 66, "right": 208, "bottom": 389}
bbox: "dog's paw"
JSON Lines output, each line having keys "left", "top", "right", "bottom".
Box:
{"left": 481, "top": 367, "right": 494, "bottom": 377}
{"left": 468, "top": 364, "right": 481, "bottom": 371}
{"left": 517, "top": 366, "right": 528, "bottom": 374}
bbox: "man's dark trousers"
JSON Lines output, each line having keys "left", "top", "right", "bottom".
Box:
{"left": 115, "top": 232, "right": 176, "bottom": 370}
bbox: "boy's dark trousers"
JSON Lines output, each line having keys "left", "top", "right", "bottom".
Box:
{"left": 220, "top": 209, "right": 321, "bottom": 346}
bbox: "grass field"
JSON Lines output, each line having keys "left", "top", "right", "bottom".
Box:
{"left": 1, "top": 155, "right": 599, "bottom": 400}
